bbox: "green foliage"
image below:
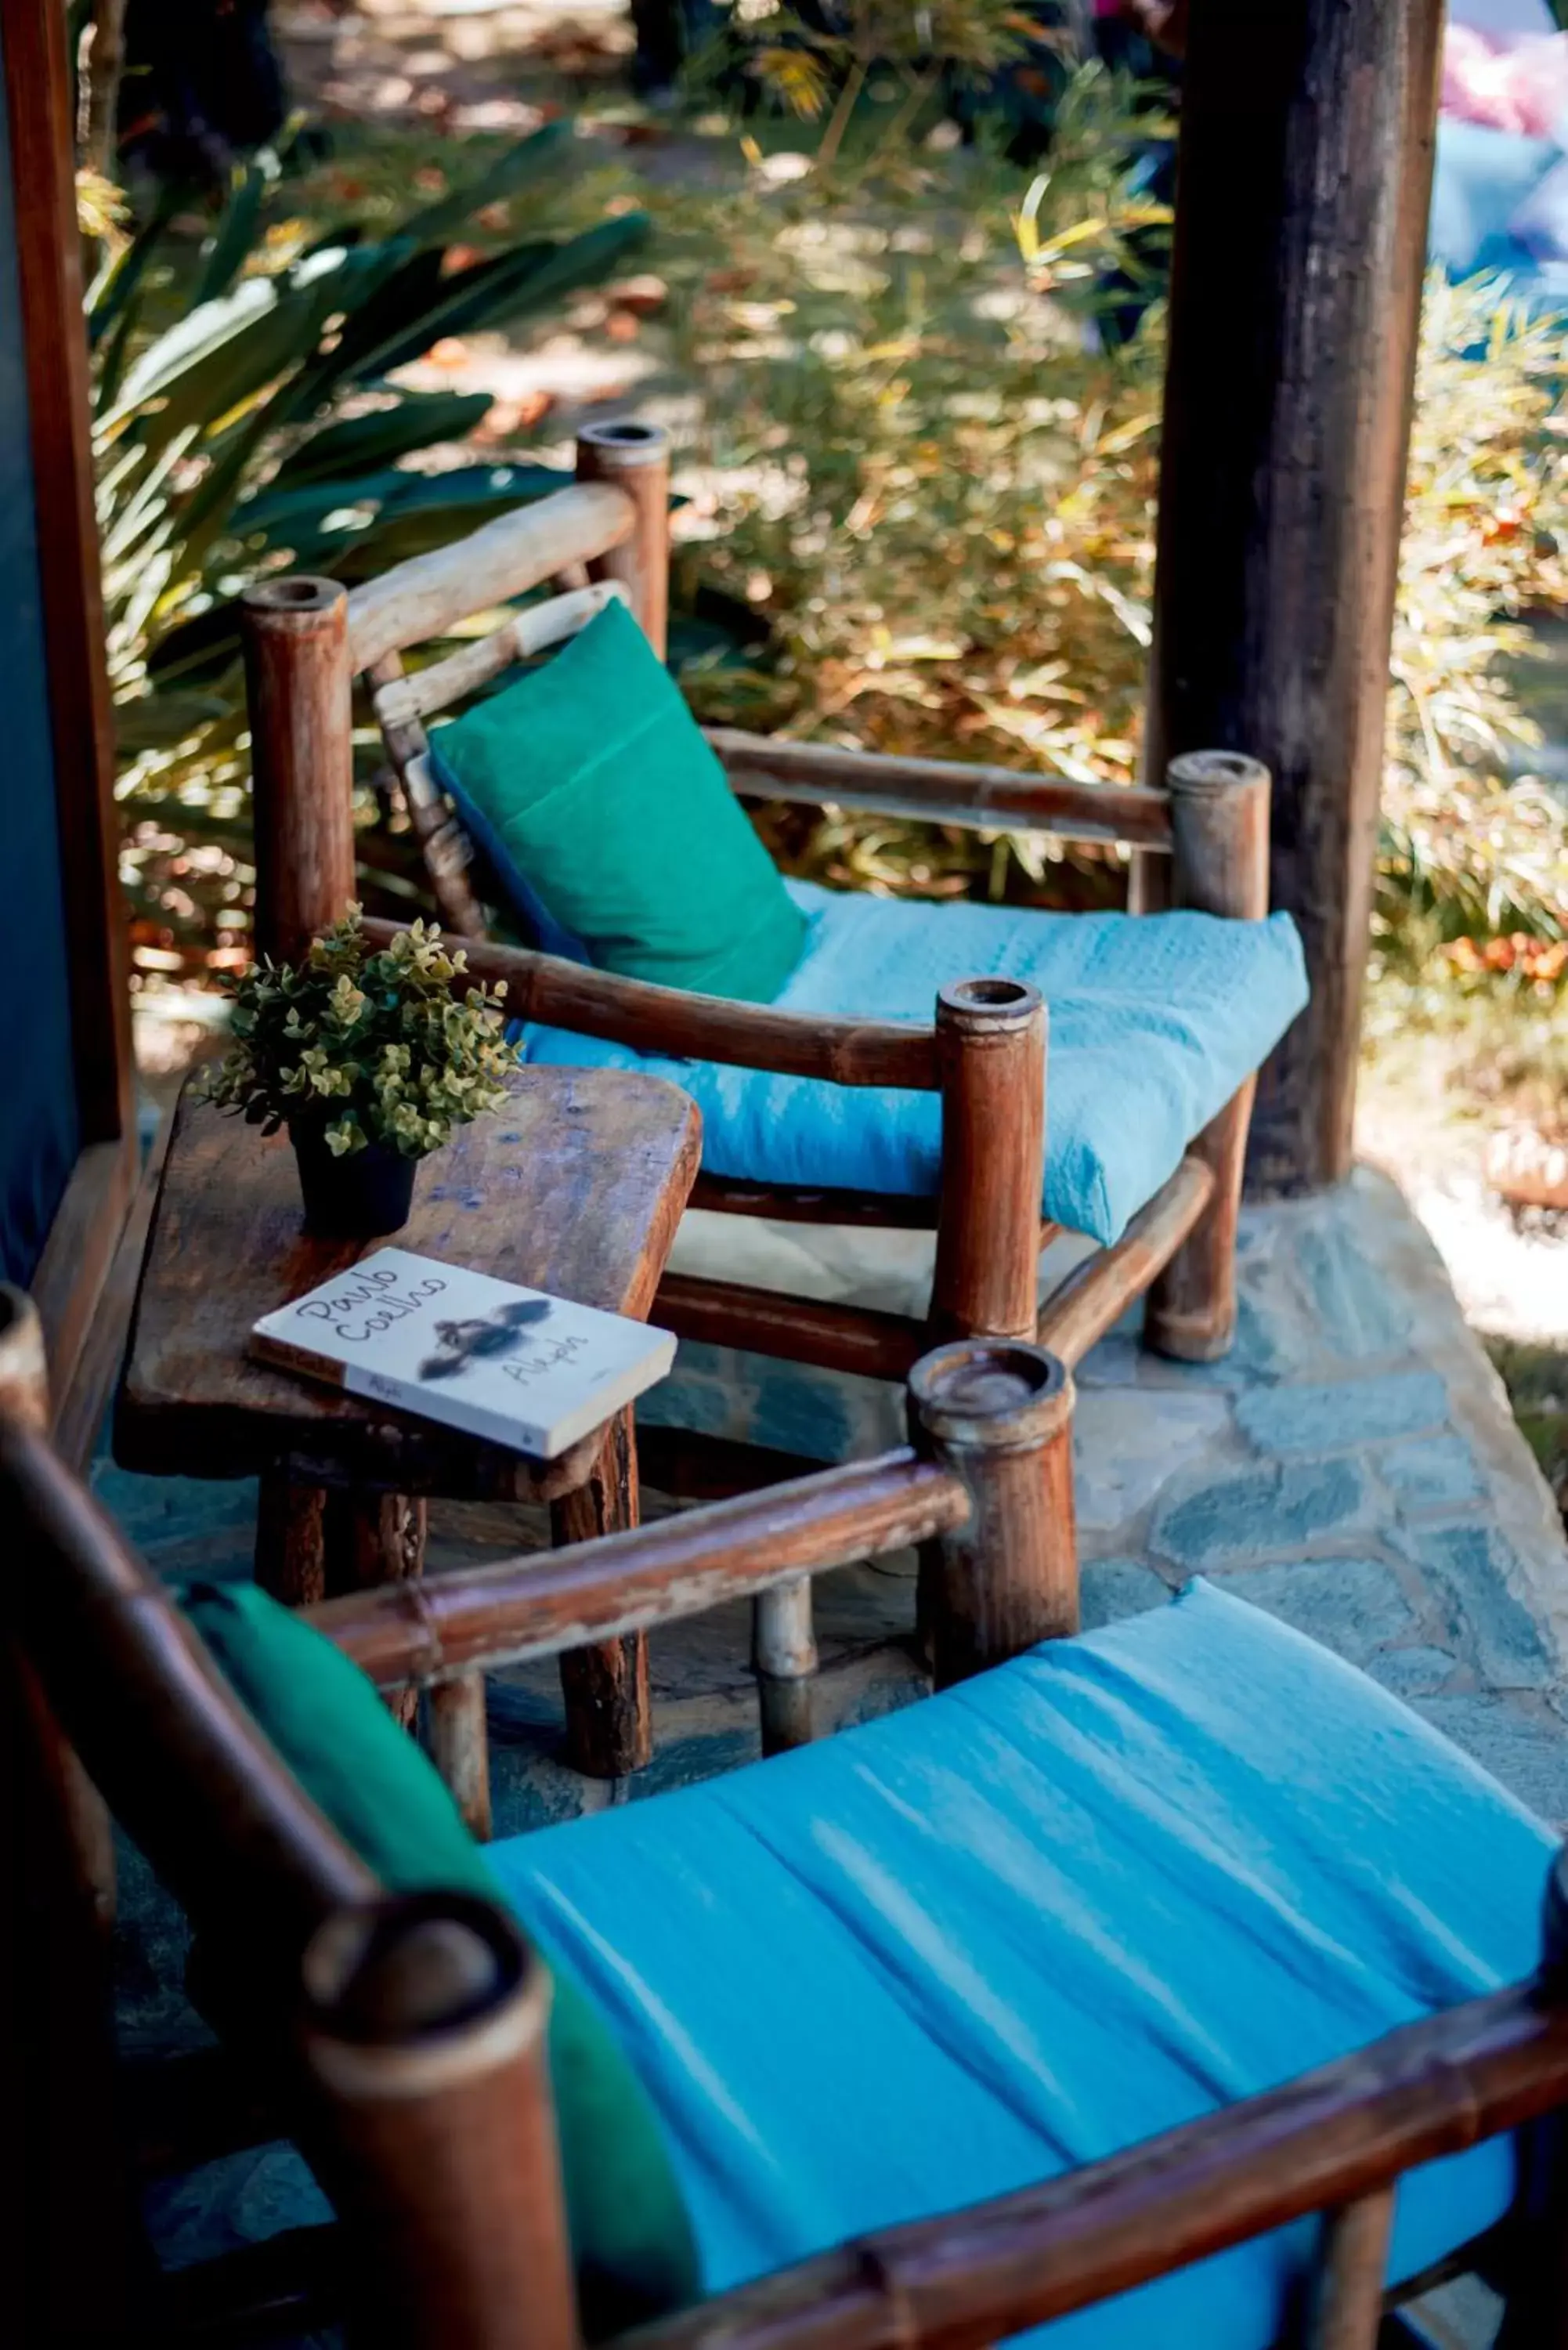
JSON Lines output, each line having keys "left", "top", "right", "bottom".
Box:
{"left": 655, "top": 63, "right": 1166, "bottom": 900}
{"left": 94, "top": 125, "right": 649, "bottom": 832}
{"left": 1380, "top": 274, "right": 1568, "bottom": 955}
{"left": 200, "top": 909, "right": 517, "bottom": 1159}
{"left": 724, "top": 0, "right": 1047, "bottom": 154}
{"left": 656, "top": 109, "right": 1567, "bottom": 949}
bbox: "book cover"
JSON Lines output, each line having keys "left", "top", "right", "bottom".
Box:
{"left": 249, "top": 1247, "right": 675, "bottom": 1461}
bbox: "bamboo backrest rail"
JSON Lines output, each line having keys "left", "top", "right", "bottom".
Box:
{"left": 704, "top": 730, "right": 1176, "bottom": 851}
{"left": 356, "top": 915, "right": 944, "bottom": 1089}
{"left": 308, "top": 1449, "right": 969, "bottom": 1691}
{"left": 344, "top": 483, "right": 637, "bottom": 674}
{"left": 626, "top": 1977, "right": 1568, "bottom": 2350}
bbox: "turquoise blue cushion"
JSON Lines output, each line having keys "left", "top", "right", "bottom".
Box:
{"left": 521, "top": 881, "right": 1309, "bottom": 1245}
{"left": 486, "top": 1581, "right": 1553, "bottom": 2350}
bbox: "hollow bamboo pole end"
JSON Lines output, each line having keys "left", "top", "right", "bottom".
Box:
{"left": 575, "top": 420, "right": 670, "bottom": 661}
{"left": 0, "top": 1283, "right": 50, "bottom": 1433}
{"left": 575, "top": 418, "right": 670, "bottom": 472}
{"left": 302, "top": 1891, "right": 535, "bottom": 2059}
{"left": 935, "top": 973, "right": 1045, "bottom": 1041}
{"left": 909, "top": 1338, "right": 1077, "bottom": 1686}
{"left": 243, "top": 575, "right": 350, "bottom": 630}
{"left": 932, "top": 980, "right": 1048, "bottom": 1343}
{"left": 303, "top": 1893, "right": 579, "bottom": 2350}
{"left": 1165, "top": 749, "right": 1272, "bottom": 924}
{"left": 909, "top": 1336, "right": 1071, "bottom": 1458}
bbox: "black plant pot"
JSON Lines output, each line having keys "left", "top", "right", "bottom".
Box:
{"left": 292, "top": 1130, "right": 417, "bottom": 1238}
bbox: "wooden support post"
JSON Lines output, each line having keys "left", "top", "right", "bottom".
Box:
{"left": 1304, "top": 2188, "right": 1395, "bottom": 2350}
{"left": 909, "top": 1336, "right": 1076, "bottom": 1688}
{"left": 753, "top": 1580, "right": 818, "bottom": 1756}
{"left": 551, "top": 1411, "right": 652, "bottom": 1778}
{"left": 575, "top": 421, "right": 670, "bottom": 661}
{"left": 242, "top": 576, "right": 357, "bottom": 965}
{"left": 1144, "top": 752, "right": 1271, "bottom": 1364}
{"left": 1147, "top": 0, "right": 1443, "bottom": 1193}
{"left": 302, "top": 1894, "right": 579, "bottom": 2350}
{"left": 930, "top": 978, "right": 1046, "bottom": 1344}
{"left": 243, "top": 577, "right": 356, "bottom": 1619}
{"left": 324, "top": 1491, "right": 429, "bottom": 1732}
{"left": 255, "top": 1470, "right": 329, "bottom": 1607}
{"left": 428, "top": 1675, "right": 493, "bottom": 1842}
{"left": 0, "top": 1287, "right": 131, "bottom": 2337}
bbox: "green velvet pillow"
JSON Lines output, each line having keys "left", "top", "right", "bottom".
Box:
{"left": 183, "top": 1579, "right": 700, "bottom": 2337}
{"left": 432, "top": 596, "right": 806, "bottom": 1001}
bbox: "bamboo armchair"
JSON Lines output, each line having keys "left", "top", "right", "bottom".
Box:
{"left": 241, "top": 418, "right": 1282, "bottom": 1766}
{"left": 5, "top": 1280, "right": 1568, "bottom": 2349}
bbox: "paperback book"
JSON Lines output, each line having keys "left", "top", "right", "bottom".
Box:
{"left": 250, "top": 1246, "right": 675, "bottom": 1460}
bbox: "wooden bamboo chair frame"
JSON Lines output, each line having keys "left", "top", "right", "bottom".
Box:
{"left": 241, "top": 417, "right": 1275, "bottom": 1767}
{"left": 4, "top": 1279, "right": 1568, "bottom": 2348}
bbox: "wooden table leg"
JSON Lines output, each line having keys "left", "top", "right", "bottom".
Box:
{"left": 550, "top": 1410, "right": 651, "bottom": 1778}
{"left": 254, "top": 1470, "right": 327, "bottom": 1606}
{"left": 323, "top": 1492, "right": 428, "bottom": 1730}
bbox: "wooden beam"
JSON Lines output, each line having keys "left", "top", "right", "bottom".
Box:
{"left": 709, "top": 731, "right": 1175, "bottom": 850}
{"left": 1036, "top": 1155, "right": 1215, "bottom": 1368}
{"left": 3, "top": 0, "right": 133, "bottom": 1151}
{"left": 359, "top": 917, "right": 941, "bottom": 1090}
{"left": 307, "top": 1452, "right": 968, "bottom": 1688}
{"left": 1147, "top": 0, "right": 1443, "bottom": 1192}
{"left": 629, "top": 1980, "right": 1568, "bottom": 2350}
{"left": 654, "top": 1271, "right": 927, "bottom": 1384}
{"left": 345, "top": 484, "right": 634, "bottom": 674}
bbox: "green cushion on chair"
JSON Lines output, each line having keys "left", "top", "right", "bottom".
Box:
{"left": 431, "top": 596, "right": 806, "bottom": 1001}
{"left": 183, "top": 1580, "right": 700, "bottom": 2336}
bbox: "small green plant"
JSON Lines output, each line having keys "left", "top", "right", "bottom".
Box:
{"left": 201, "top": 909, "right": 517, "bottom": 1159}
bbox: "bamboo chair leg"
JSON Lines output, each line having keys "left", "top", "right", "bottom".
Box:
{"left": 1145, "top": 750, "right": 1273, "bottom": 1364}
{"left": 909, "top": 1336, "right": 1077, "bottom": 1687}
{"left": 753, "top": 1579, "right": 818, "bottom": 1755}
{"left": 302, "top": 1893, "right": 579, "bottom": 2350}
{"left": 428, "top": 1674, "right": 493, "bottom": 1842}
{"left": 1303, "top": 2187, "right": 1395, "bottom": 2350}
{"left": 551, "top": 1410, "right": 652, "bottom": 1778}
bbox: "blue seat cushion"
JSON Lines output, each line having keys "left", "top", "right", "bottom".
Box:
{"left": 521, "top": 881, "right": 1308, "bottom": 1245}
{"left": 486, "top": 1581, "right": 1554, "bottom": 2349}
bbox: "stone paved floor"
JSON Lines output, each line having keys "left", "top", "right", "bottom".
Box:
{"left": 99, "top": 1165, "right": 1568, "bottom": 2343}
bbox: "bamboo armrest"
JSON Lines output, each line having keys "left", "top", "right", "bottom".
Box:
{"left": 706, "top": 728, "right": 1175, "bottom": 852}
{"left": 631, "top": 1979, "right": 1568, "bottom": 2350}
{"left": 359, "top": 918, "right": 941, "bottom": 1088}
{"left": 307, "top": 1451, "right": 967, "bottom": 1690}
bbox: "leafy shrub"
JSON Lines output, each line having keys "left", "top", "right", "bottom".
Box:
{"left": 201, "top": 909, "right": 515, "bottom": 1159}
{"left": 660, "top": 99, "right": 1568, "bottom": 953}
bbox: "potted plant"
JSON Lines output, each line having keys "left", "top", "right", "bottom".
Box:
{"left": 201, "top": 909, "right": 518, "bottom": 1237}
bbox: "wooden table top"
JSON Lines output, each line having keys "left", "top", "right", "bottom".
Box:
{"left": 115, "top": 1067, "right": 701, "bottom": 1502}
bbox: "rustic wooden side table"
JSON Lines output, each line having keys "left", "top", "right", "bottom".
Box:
{"left": 116, "top": 1067, "right": 700, "bottom": 1789}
